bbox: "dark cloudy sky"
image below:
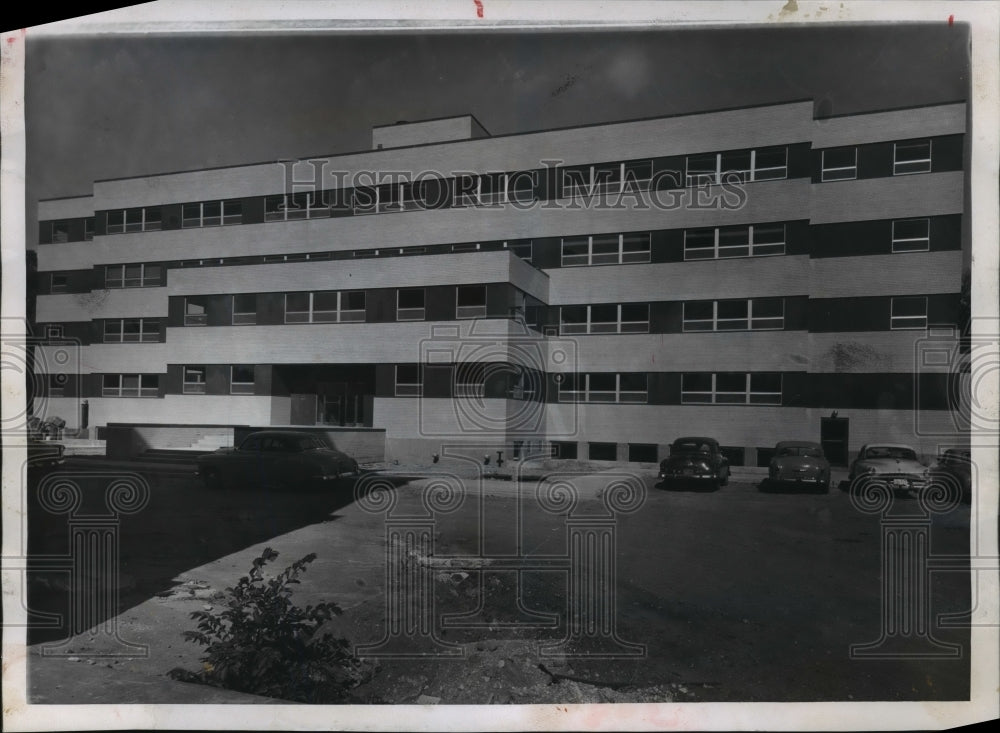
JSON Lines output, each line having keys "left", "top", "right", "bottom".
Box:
{"left": 25, "top": 23, "right": 969, "bottom": 211}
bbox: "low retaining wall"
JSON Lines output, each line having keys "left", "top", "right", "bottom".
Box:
{"left": 106, "top": 423, "right": 385, "bottom": 463}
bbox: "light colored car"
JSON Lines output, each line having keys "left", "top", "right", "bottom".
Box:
{"left": 848, "top": 443, "right": 929, "bottom": 494}
{"left": 765, "top": 441, "right": 830, "bottom": 493}
{"left": 196, "top": 430, "right": 359, "bottom": 491}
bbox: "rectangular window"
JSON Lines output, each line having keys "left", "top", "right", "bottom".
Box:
{"left": 182, "top": 199, "right": 244, "bottom": 228}
{"left": 456, "top": 285, "right": 487, "bottom": 319}
{"left": 103, "top": 374, "right": 158, "bottom": 397}
{"left": 559, "top": 304, "right": 650, "bottom": 335}
{"left": 184, "top": 297, "right": 208, "bottom": 326}
{"left": 106, "top": 210, "right": 125, "bottom": 235}
{"left": 284, "top": 291, "right": 367, "bottom": 324}
{"left": 84, "top": 217, "right": 95, "bottom": 241}
{"left": 50, "top": 274, "right": 68, "bottom": 293}
{"left": 105, "top": 318, "right": 159, "bottom": 343}
{"left": 558, "top": 373, "right": 648, "bottom": 403}
{"left": 183, "top": 366, "right": 207, "bottom": 394}
{"left": 105, "top": 264, "right": 162, "bottom": 288}
{"left": 681, "top": 373, "right": 782, "bottom": 405}
{"left": 550, "top": 441, "right": 578, "bottom": 460}
{"left": 683, "top": 223, "right": 786, "bottom": 260}
{"left": 686, "top": 147, "right": 788, "bottom": 185}
{"left": 559, "top": 160, "right": 651, "bottom": 197}
{"left": 265, "top": 191, "right": 328, "bottom": 221}
{"left": 628, "top": 443, "right": 659, "bottom": 463}
{"left": 232, "top": 294, "right": 257, "bottom": 325}
{"left": 821, "top": 147, "right": 858, "bottom": 181}
{"left": 230, "top": 365, "right": 255, "bottom": 395}
{"left": 894, "top": 140, "right": 932, "bottom": 175}
{"left": 589, "top": 442, "right": 618, "bottom": 461}
{"left": 395, "top": 365, "right": 422, "bottom": 397}
{"left": 890, "top": 296, "right": 928, "bottom": 330}
{"left": 504, "top": 239, "right": 533, "bottom": 262}
{"left": 51, "top": 220, "right": 70, "bottom": 243}
{"left": 340, "top": 290, "right": 366, "bottom": 322}
{"left": 683, "top": 299, "right": 784, "bottom": 331}
{"left": 560, "top": 233, "right": 651, "bottom": 266}
{"left": 892, "top": 218, "right": 931, "bottom": 253}
{"left": 108, "top": 207, "right": 161, "bottom": 234}
{"left": 397, "top": 288, "right": 426, "bottom": 321}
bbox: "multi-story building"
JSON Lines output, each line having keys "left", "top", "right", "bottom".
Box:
{"left": 32, "top": 99, "right": 968, "bottom": 465}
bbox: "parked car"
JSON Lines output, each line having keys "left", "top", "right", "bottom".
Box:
{"left": 196, "top": 430, "right": 359, "bottom": 490}
{"left": 847, "top": 443, "right": 928, "bottom": 494}
{"left": 659, "top": 437, "right": 730, "bottom": 489}
{"left": 764, "top": 441, "right": 831, "bottom": 493}
{"left": 928, "top": 448, "right": 972, "bottom": 504}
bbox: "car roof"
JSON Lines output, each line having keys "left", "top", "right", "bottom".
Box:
{"left": 243, "top": 430, "right": 321, "bottom": 440}
{"left": 775, "top": 441, "right": 821, "bottom": 449}
{"left": 673, "top": 436, "right": 718, "bottom": 444}
{"left": 861, "top": 443, "right": 918, "bottom": 451}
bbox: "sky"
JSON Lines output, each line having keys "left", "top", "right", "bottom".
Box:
{"left": 24, "top": 21, "right": 970, "bottom": 214}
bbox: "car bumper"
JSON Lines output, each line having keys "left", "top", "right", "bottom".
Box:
{"left": 660, "top": 471, "right": 718, "bottom": 481}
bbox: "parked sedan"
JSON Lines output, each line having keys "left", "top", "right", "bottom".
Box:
{"left": 848, "top": 443, "right": 929, "bottom": 494}
{"left": 659, "top": 437, "right": 730, "bottom": 489}
{"left": 196, "top": 430, "right": 359, "bottom": 491}
{"left": 765, "top": 441, "right": 831, "bottom": 493}
{"left": 929, "top": 448, "right": 972, "bottom": 504}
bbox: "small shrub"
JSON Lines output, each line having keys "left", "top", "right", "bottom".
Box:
{"left": 169, "top": 547, "right": 370, "bottom": 702}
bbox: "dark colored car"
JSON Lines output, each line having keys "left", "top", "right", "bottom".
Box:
{"left": 659, "top": 437, "right": 730, "bottom": 489}
{"left": 765, "top": 441, "right": 831, "bottom": 493}
{"left": 196, "top": 430, "right": 359, "bottom": 490}
{"left": 929, "top": 448, "right": 972, "bottom": 504}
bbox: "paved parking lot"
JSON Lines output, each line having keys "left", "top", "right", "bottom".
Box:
{"left": 24, "top": 460, "right": 971, "bottom": 703}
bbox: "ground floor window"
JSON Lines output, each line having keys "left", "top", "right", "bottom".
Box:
{"left": 588, "top": 442, "right": 618, "bottom": 461}
{"left": 550, "top": 441, "right": 578, "bottom": 459}
{"left": 628, "top": 443, "right": 658, "bottom": 463}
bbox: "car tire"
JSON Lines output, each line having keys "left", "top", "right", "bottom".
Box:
{"left": 819, "top": 479, "right": 830, "bottom": 494}
{"left": 201, "top": 467, "right": 222, "bottom": 490}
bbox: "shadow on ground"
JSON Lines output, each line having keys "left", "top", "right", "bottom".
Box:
{"left": 25, "top": 464, "right": 411, "bottom": 646}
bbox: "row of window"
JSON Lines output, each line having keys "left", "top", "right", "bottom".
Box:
{"left": 79, "top": 294, "right": 931, "bottom": 343}
{"left": 39, "top": 133, "right": 955, "bottom": 244}
{"left": 820, "top": 139, "right": 934, "bottom": 182}
{"left": 97, "top": 366, "right": 256, "bottom": 397}
{"left": 183, "top": 285, "right": 491, "bottom": 325}
{"left": 42, "top": 214, "right": 942, "bottom": 295}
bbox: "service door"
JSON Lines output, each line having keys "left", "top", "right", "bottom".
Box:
{"left": 290, "top": 393, "right": 318, "bottom": 425}
{"left": 821, "top": 417, "right": 849, "bottom": 466}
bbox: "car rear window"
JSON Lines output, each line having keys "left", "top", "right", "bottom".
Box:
{"left": 865, "top": 447, "right": 917, "bottom": 460}
{"left": 672, "top": 441, "right": 711, "bottom": 454}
